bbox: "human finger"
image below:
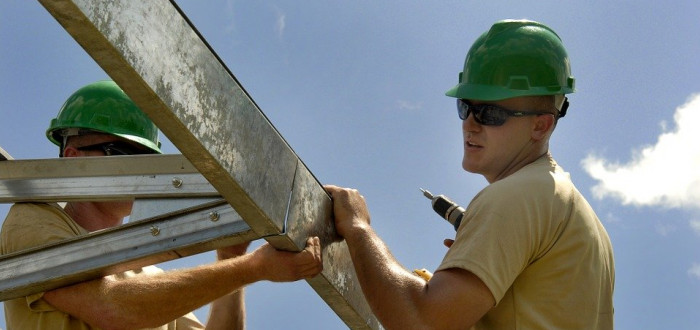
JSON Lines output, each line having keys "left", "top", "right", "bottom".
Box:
{"left": 444, "top": 238, "right": 454, "bottom": 248}
{"left": 301, "top": 237, "right": 323, "bottom": 276}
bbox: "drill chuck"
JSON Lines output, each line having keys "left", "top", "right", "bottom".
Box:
{"left": 420, "top": 188, "right": 465, "bottom": 231}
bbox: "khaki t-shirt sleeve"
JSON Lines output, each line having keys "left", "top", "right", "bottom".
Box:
{"left": 1, "top": 203, "right": 89, "bottom": 311}
{"left": 1, "top": 203, "right": 87, "bottom": 254}
{"left": 436, "top": 189, "right": 542, "bottom": 304}
{"left": 174, "top": 313, "right": 205, "bottom": 330}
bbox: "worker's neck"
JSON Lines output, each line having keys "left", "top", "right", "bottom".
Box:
{"left": 486, "top": 144, "right": 550, "bottom": 184}
{"left": 64, "top": 201, "right": 127, "bottom": 232}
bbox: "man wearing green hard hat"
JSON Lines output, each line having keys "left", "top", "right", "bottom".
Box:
{"left": 1, "top": 80, "right": 323, "bottom": 329}
{"left": 325, "top": 20, "right": 614, "bottom": 328}
{"left": 46, "top": 80, "right": 163, "bottom": 157}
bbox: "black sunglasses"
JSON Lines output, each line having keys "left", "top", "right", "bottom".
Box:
{"left": 76, "top": 141, "right": 154, "bottom": 156}
{"left": 457, "top": 99, "right": 552, "bottom": 126}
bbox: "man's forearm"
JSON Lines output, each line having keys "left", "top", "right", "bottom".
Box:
{"left": 44, "top": 254, "right": 261, "bottom": 329}
{"left": 343, "top": 224, "right": 428, "bottom": 328}
{"left": 204, "top": 245, "right": 249, "bottom": 329}
{"left": 206, "top": 288, "right": 245, "bottom": 330}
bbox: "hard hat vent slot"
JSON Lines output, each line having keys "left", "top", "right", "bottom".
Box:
{"left": 507, "top": 76, "right": 531, "bottom": 91}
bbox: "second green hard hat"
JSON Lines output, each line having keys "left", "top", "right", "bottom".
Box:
{"left": 47, "top": 80, "right": 162, "bottom": 154}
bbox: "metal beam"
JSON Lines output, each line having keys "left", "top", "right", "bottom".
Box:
{"left": 0, "top": 199, "right": 256, "bottom": 301}
{"left": 0, "top": 155, "right": 220, "bottom": 203}
{"left": 0, "top": 154, "right": 199, "bottom": 180}
{"left": 0, "top": 173, "right": 217, "bottom": 203}
{"left": 0, "top": 156, "right": 218, "bottom": 202}
{"left": 0, "top": 153, "right": 249, "bottom": 301}
{"left": 0, "top": 146, "right": 12, "bottom": 161}
{"left": 36, "top": 1, "right": 378, "bottom": 328}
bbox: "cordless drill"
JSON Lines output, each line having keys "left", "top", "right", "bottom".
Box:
{"left": 420, "top": 188, "right": 465, "bottom": 231}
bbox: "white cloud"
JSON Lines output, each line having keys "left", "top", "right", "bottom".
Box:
{"left": 690, "top": 219, "right": 700, "bottom": 236}
{"left": 273, "top": 6, "right": 286, "bottom": 39}
{"left": 582, "top": 94, "right": 700, "bottom": 209}
{"left": 396, "top": 100, "right": 422, "bottom": 111}
{"left": 688, "top": 263, "right": 700, "bottom": 280}
{"left": 224, "top": 0, "right": 237, "bottom": 34}
{"left": 655, "top": 222, "right": 676, "bottom": 236}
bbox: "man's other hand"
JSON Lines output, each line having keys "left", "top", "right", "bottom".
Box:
{"left": 323, "top": 185, "right": 371, "bottom": 239}
{"left": 250, "top": 237, "right": 323, "bottom": 282}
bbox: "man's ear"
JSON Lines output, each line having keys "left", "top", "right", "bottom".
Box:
{"left": 62, "top": 146, "right": 80, "bottom": 158}
{"left": 531, "top": 115, "right": 555, "bottom": 141}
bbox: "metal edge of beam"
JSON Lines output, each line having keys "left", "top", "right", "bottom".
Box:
{"left": 0, "top": 145, "right": 12, "bottom": 161}
{"left": 284, "top": 159, "right": 380, "bottom": 329}
{"left": 0, "top": 154, "right": 199, "bottom": 180}
{"left": 0, "top": 173, "right": 218, "bottom": 203}
{"left": 36, "top": 1, "right": 379, "bottom": 328}
{"left": 130, "top": 197, "right": 223, "bottom": 223}
{"left": 0, "top": 201, "right": 257, "bottom": 301}
{"left": 0, "top": 155, "right": 216, "bottom": 202}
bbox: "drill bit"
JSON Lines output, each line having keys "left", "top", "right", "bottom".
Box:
{"left": 420, "top": 188, "right": 465, "bottom": 231}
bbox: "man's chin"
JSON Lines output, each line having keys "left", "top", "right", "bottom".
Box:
{"left": 462, "top": 159, "right": 479, "bottom": 174}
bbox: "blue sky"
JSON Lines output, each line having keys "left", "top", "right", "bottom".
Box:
{"left": 2, "top": 1, "right": 700, "bottom": 329}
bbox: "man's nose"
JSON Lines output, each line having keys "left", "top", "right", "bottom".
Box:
{"left": 462, "top": 112, "right": 481, "bottom": 132}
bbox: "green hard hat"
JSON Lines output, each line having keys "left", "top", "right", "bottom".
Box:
{"left": 445, "top": 19, "right": 575, "bottom": 101}
{"left": 47, "top": 80, "right": 162, "bottom": 154}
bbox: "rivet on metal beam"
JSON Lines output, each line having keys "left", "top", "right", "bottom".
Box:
{"left": 171, "top": 177, "right": 183, "bottom": 188}
{"left": 208, "top": 211, "right": 220, "bottom": 222}
{"left": 150, "top": 226, "right": 161, "bottom": 236}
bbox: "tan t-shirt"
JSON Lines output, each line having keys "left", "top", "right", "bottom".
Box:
{"left": 437, "top": 155, "right": 615, "bottom": 329}
{"left": 1, "top": 202, "right": 202, "bottom": 329}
